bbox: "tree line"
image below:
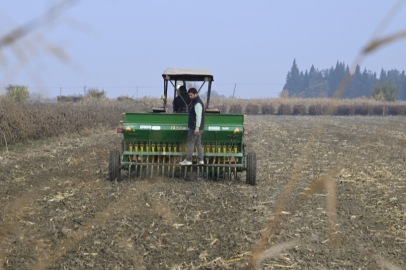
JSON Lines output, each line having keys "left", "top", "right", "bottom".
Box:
{"left": 282, "top": 60, "right": 406, "bottom": 101}
{"left": 1, "top": 85, "right": 107, "bottom": 103}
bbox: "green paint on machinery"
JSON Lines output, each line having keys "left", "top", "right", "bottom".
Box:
{"left": 108, "top": 68, "right": 257, "bottom": 185}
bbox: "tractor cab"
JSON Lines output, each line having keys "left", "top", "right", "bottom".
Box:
{"left": 153, "top": 68, "right": 219, "bottom": 113}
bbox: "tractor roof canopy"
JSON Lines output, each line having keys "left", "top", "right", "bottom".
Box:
{"left": 162, "top": 68, "right": 214, "bottom": 82}
{"left": 160, "top": 67, "right": 217, "bottom": 112}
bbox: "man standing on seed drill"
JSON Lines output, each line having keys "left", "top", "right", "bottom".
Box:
{"left": 179, "top": 88, "right": 205, "bottom": 166}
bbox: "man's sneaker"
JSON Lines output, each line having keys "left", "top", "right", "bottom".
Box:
{"left": 198, "top": 160, "right": 204, "bottom": 165}
{"left": 179, "top": 159, "right": 192, "bottom": 166}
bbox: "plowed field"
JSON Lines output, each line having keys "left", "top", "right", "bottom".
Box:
{"left": 1, "top": 116, "right": 405, "bottom": 269}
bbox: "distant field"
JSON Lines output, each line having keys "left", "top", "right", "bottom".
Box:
{"left": 0, "top": 97, "right": 154, "bottom": 148}
{"left": 209, "top": 97, "right": 406, "bottom": 116}
{"left": 1, "top": 96, "right": 405, "bottom": 148}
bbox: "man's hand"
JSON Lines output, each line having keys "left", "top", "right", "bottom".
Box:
{"left": 194, "top": 129, "right": 199, "bottom": 134}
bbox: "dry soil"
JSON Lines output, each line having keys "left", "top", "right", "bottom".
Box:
{"left": 0, "top": 116, "right": 405, "bottom": 269}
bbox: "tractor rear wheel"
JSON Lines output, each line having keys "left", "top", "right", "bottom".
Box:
{"left": 246, "top": 152, "right": 257, "bottom": 185}
{"left": 109, "top": 149, "right": 121, "bottom": 181}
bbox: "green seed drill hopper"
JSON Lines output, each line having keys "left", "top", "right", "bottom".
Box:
{"left": 109, "top": 68, "right": 257, "bottom": 185}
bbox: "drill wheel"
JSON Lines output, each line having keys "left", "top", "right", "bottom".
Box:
{"left": 246, "top": 152, "right": 257, "bottom": 186}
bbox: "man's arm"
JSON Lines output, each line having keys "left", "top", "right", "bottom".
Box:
{"left": 195, "top": 103, "right": 202, "bottom": 130}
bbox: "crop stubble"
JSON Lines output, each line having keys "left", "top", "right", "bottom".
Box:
{"left": 0, "top": 116, "right": 405, "bottom": 269}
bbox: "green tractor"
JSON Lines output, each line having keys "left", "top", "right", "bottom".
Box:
{"left": 109, "top": 68, "right": 257, "bottom": 185}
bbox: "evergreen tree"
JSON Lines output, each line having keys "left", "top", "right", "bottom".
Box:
{"left": 283, "top": 59, "right": 302, "bottom": 96}
{"left": 328, "top": 61, "right": 346, "bottom": 97}
{"left": 347, "top": 65, "right": 363, "bottom": 98}
{"left": 362, "top": 69, "right": 376, "bottom": 97}
{"left": 302, "top": 70, "right": 309, "bottom": 95}
{"left": 304, "top": 65, "right": 329, "bottom": 97}
{"left": 326, "top": 66, "right": 335, "bottom": 97}
{"left": 338, "top": 66, "right": 352, "bottom": 98}
{"left": 387, "top": 69, "right": 400, "bottom": 87}
{"left": 400, "top": 71, "right": 406, "bottom": 100}
{"left": 282, "top": 61, "right": 406, "bottom": 99}
{"left": 379, "top": 69, "right": 386, "bottom": 82}
{"left": 299, "top": 71, "right": 305, "bottom": 92}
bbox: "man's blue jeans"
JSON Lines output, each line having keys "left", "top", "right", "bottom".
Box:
{"left": 185, "top": 129, "right": 204, "bottom": 162}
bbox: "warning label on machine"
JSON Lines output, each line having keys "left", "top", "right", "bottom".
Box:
{"left": 171, "top": 126, "right": 188, "bottom": 130}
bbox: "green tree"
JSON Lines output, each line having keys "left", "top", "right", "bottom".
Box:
{"left": 305, "top": 65, "right": 329, "bottom": 97}
{"left": 306, "top": 80, "right": 329, "bottom": 97}
{"left": 372, "top": 82, "right": 398, "bottom": 101}
{"left": 5, "top": 84, "right": 30, "bottom": 102}
{"left": 279, "top": 89, "right": 289, "bottom": 98}
{"left": 87, "top": 88, "right": 107, "bottom": 98}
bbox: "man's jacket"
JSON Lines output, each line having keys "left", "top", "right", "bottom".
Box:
{"left": 188, "top": 96, "right": 205, "bottom": 131}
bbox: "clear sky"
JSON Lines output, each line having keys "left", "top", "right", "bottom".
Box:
{"left": 1, "top": 0, "right": 406, "bottom": 99}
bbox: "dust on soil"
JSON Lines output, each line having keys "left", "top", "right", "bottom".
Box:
{"left": 0, "top": 116, "right": 405, "bottom": 269}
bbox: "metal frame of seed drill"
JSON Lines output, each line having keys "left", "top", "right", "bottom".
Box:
{"left": 109, "top": 68, "right": 257, "bottom": 185}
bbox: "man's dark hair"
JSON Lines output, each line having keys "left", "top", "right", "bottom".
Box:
{"left": 188, "top": 88, "right": 198, "bottom": 94}
{"left": 178, "top": 85, "right": 186, "bottom": 93}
